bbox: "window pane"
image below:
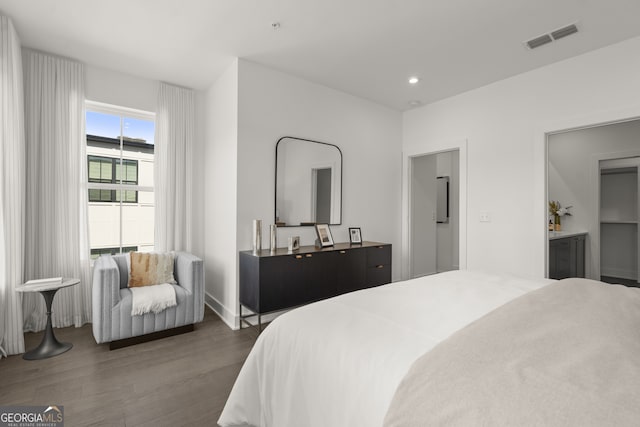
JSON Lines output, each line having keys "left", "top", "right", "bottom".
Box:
{"left": 124, "top": 116, "right": 153, "bottom": 188}
{"left": 88, "top": 188, "right": 100, "bottom": 201}
{"left": 124, "top": 116, "right": 154, "bottom": 146}
{"left": 122, "top": 189, "right": 154, "bottom": 253}
{"left": 88, "top": 201, "right": 120, "bottom": 252}
{"left": 114, "top": 189, "right": 138, "bottom": 203}
{"left": 86, "top": 111, "right": 120, "bottom": 139}
{"left": 115, "top": 159, "right": 138, "bottom": 185}
{"left": 88, "top": 156, "right": 114, "bottom": 183}
{"left": 88, "top": 159, "right": 101, "bottom": 180}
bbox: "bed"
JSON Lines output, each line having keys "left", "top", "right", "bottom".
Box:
{"left": 218, "top": 270, "right": 640, "bottom": 427}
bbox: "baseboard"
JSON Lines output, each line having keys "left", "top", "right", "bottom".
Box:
{"left": 600, "top": 267, "right": 637, "bottom": 281}
{"left": 204, "top": 290, "right": 291, "bottom": 331}
{"left": 109, "top": 324, "right": 194, "bottom": 350}
{"left": 205, "top": 291, "right": 238, "bottom": 330}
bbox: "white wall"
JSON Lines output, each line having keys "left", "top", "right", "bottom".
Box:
{"left": 403, "top": 35, "right": 640, "bottom": 278}
{"left": 196, "top": 59, "right": 405, "bottom": 327}
{"left": 85, "top": 65, "right": 158, "bottom": 112}
{"left": 202, "top": 60, "right": 239, "bottom": 327}
{"left": 237, "top": 59, "right": 402, "bottom": 263}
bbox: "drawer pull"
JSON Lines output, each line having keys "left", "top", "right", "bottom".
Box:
{"left": 305, "top": 254, "right": 313, "bottom": 258}
{"left": 295, "top": 255, "right": 303, "bottom": 259}
{"left": 340, "top": 250, "right": 346, "bottom": 254}
{"left": 376, "top": 265, "right": 384, "bottom": 269}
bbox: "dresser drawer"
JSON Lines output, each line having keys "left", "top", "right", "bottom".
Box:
{"left": 366, "top": 244, "right": 391, "bottom": 268}
{"left": 366, "top": 264, "right": 391, "bottom": 287}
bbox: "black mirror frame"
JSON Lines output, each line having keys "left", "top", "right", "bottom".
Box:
{"left": 275, "top": 136, "right": 343, "bottom": 227}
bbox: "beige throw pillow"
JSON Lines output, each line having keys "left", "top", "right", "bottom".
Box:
{"left": 129, "top": 252, "right": 176, "bottom": 288}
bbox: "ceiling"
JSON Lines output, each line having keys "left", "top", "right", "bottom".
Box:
{"left": 2, "top": 0, "right": 640, "bottom": 111}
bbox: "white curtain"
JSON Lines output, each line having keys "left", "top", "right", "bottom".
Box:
{"left": 0, "top": 16, "right": 25, "bottom": 357}
{"left": 154, "top": 82, "right": 194, "bottom": 252}
{"left": 21, "top": 50, "right": 91, "bottom": 331}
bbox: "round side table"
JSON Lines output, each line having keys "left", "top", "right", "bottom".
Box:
{"left": 17, "top": 278, "right": 80, "bottom": 360}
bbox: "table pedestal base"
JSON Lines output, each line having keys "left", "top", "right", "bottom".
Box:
{"left": 23, "top": 288, "right": 73, "bottom": 360}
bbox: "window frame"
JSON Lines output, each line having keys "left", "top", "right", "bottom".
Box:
{"left": 85, "top": 101, "right": 155, "bottom": 257}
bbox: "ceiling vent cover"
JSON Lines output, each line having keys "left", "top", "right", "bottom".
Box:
{"left": 525, "top": 23, "right": 579, "bottom": 50}
{"left": 526, "top": 34, "right": 553, "bottom": 49}
{"left": 551, "top": 24, "right": 578, "bottom": 40}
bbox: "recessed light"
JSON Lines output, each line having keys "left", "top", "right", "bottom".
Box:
{"left": 408, "top": 100, "right": 422, "bottom": 107}
{"left": 408, "top": 76, "right": 420, "bottom": 85}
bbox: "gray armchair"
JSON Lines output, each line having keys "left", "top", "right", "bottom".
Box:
{"left": 92, "top": 251, "right": 204, "bottom": 348}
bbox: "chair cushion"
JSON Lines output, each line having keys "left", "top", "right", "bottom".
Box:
{"left": 129, "top": 252, "right": 176, "bottom": 287}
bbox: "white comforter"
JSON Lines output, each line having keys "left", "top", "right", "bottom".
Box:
{"left": 218, "top": 270, "right": 553, "bottom": 427}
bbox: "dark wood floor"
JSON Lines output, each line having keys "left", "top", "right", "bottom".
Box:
{"left": 601, "top": 276, "right": 640, "bottom": 288}
{"left": 0, "top": 308, "right": 257, "bottom": 426}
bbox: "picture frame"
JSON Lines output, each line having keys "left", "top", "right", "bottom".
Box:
{"left": 288, "top": 236, "right": 300, "bottom": 252}
{"left": 314, "top": 224, "right": 334, "bottom": 247}
{"left": 349, "top": 227, "right": 362, "bottom": 244}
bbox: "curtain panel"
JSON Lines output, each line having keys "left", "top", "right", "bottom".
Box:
{"left": 22, "top": 49, "right": 91, "bottom": 331}
{"left": 154, "top": 82, "right": 195, "bottom": 252}
{"left": 0, "top": 16, "right": 26, "bottom": 357}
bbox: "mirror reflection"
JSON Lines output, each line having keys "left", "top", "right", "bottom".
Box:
{"left": 275, "top": 137, "right": 342, "bottom": 226}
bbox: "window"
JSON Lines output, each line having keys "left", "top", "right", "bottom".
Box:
{"left": 86, "top": 102, "right": 155, "bottom": 256}
{"left": 88, "top": 155, "right": 138, "bottom": 203}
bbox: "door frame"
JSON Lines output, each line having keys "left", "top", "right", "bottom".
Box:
{"left": 310, "top": 165, "right": 333, "bottom": 223}
{"left": 593, "top": 153, "right": 640, "bottom": 280}
{"left": 402, "top": 141, "right": 468, "bottom": 280}
{"left": 540, "top": 106, "right": 640, "bottom": 279}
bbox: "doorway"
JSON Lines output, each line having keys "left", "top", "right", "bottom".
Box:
{"left": 599, "top": 157, "right": 639, "bottom": 286}
{"left": 312, "top": 167, "right": 332, "bottom": 223}
{"left": 409, "top": 150, "right": 460, "bottom": 278}
{"left": 547, "top": 118, "right": 640, "bottom": 284}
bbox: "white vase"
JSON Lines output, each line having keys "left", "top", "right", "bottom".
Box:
{"left": 253, "top": 220, "right": 262, "bottom": 253}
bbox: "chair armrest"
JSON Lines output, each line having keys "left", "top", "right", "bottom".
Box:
{"left": 174, "top": 252, "right": 203, "bottom": 294}
{"left": 174, "top": 252, "right": 205, "bottom": 323}
{"left": 91, "top": 255, "right": 121, "bottom": 343}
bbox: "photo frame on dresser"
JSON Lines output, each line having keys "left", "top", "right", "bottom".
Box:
{"left": 349, "top": 227, "right": 362, "bottom": 244}
{"left": 315, "top": 224, "right": 334, "bottom": 247}
{"left": 288, "top": 236, "right": 300, "bottom": 252}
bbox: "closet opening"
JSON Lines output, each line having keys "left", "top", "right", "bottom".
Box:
{"left": 599, "top": 157, "right": 639, "bottom": 287}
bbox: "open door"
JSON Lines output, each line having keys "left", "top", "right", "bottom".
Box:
{"left": 410, "top": 150, "right": 460, "bottom": 278}
{"left": 410, "top": 154, "right": 437, "bottom": 277}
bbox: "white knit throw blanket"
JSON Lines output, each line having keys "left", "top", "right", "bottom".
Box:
{"left": 130, "top": 283, "right": 177, "bottom": 316}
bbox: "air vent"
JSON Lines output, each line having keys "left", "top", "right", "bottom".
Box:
{"left": 526, "top": 34, "right": 553, "bottom": 50}
{"left": 551, "top": 24, "right": 578, "bottom": 40}
{"left": 525, "top": 22, "right": 579, "bottom": 50}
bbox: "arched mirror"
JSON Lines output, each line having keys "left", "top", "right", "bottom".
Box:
{"left": 275, "top": 136, "right": 342, "bottom": 227}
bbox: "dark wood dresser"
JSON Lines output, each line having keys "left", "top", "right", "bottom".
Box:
{"left": 239, "top": 241, "right": 391, "bottom": 329}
